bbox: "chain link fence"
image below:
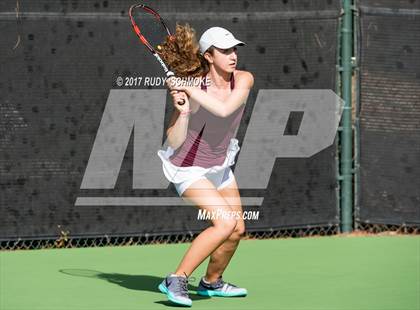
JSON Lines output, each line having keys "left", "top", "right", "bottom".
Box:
{"left": 1, "top": 223, "right": 417, "bottom": 251}
{"left": 0, "top": 225, "right": 341, "bottom": 251}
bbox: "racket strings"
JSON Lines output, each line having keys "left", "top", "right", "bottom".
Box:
{"left": 130, "top": 6, "right": 205, "bottom": 77}
{"left": 133, "top": 10, "right": 170, "bottom": 51}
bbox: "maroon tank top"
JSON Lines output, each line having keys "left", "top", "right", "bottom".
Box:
{"left": 169, "top": 73, "right": 245, "bottom": 168}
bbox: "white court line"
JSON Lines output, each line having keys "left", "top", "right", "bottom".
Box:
{"left": 75, "top": 196, "right": 264, "bottom": 206}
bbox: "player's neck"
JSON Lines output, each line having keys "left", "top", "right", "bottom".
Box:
{"left": 208, "top": 66, "right": 232, "bottom": 89}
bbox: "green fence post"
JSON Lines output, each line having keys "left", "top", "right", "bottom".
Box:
{"left": 340, "top": 0, "right": 354, "bottom": 232}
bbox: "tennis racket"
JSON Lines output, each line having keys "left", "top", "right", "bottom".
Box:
{"left": 128, "top": 3, "right": 185, "bottom": 104}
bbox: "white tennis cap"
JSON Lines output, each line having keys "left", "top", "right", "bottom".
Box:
{"left": 199, "top": 27, "right": 245, "bottom": 54}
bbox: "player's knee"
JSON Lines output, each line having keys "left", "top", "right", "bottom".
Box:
{"left": 215, "top": 218, "right": 236, "bottom": 239}
{"left": 230, "top": 222, "right": 245, "bottom": 242}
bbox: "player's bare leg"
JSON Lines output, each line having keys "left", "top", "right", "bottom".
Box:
{"left": 173, "top": 178, "right": 237, "bottom": 276}
{"left": 204, "top": 178, "right": 244, "bottom": 283}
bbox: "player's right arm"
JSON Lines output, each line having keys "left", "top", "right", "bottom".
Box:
{"left": 166, "top": 91, "right": 191, "bottom": 150}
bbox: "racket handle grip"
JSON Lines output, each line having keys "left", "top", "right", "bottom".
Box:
{"left": 166, "top": 72, "right": 185, "bottom": 105}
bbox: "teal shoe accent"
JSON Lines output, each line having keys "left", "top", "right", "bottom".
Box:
{"left": 197, "top": 288, "right": 247, "bottom": 297}
{"left": 196, "top": 277, "right": 247, "bottom": 297}
{"left": 158, "top": 279, "right": 192, "bottom": 307}
{"left": 158, "top": 283, "right": 168, "bottom": 294}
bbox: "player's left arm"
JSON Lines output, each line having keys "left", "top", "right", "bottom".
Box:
{"left": 177, "top": 71, "right": 254, "bottom": 118}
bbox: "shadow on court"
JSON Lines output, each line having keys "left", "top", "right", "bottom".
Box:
{"left": 59, "top": 269, "right": 210, "bottom": 304}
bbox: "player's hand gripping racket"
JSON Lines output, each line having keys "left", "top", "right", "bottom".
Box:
{"left": 128, "top": 4, "right": 185, "bottom": 105}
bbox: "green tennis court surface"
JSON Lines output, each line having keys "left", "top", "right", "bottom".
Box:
{"left": 1, "top": 236, "right": 419, "bottom": 310}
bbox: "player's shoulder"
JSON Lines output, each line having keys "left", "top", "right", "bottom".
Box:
{"left": 235, "top": 70, "right": 254, "bottom": 80}
{"left": 234, "top": 70, "right": 254, "bottom": 87}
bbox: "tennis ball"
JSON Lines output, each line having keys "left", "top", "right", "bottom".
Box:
{"left": 157, "top": 45, "right": 162, "bottom": 51}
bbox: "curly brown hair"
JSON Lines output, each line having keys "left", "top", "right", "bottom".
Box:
{"left": 157, "top": 23, "right": 209, "bottom": 77}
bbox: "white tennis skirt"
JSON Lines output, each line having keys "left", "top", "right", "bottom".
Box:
{"left": 157, "top": 138, "right": 240, "bottom": 195}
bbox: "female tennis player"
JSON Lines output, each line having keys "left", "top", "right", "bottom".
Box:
{"left": 157, "top": 25, "right": 254, "bottom": 307}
